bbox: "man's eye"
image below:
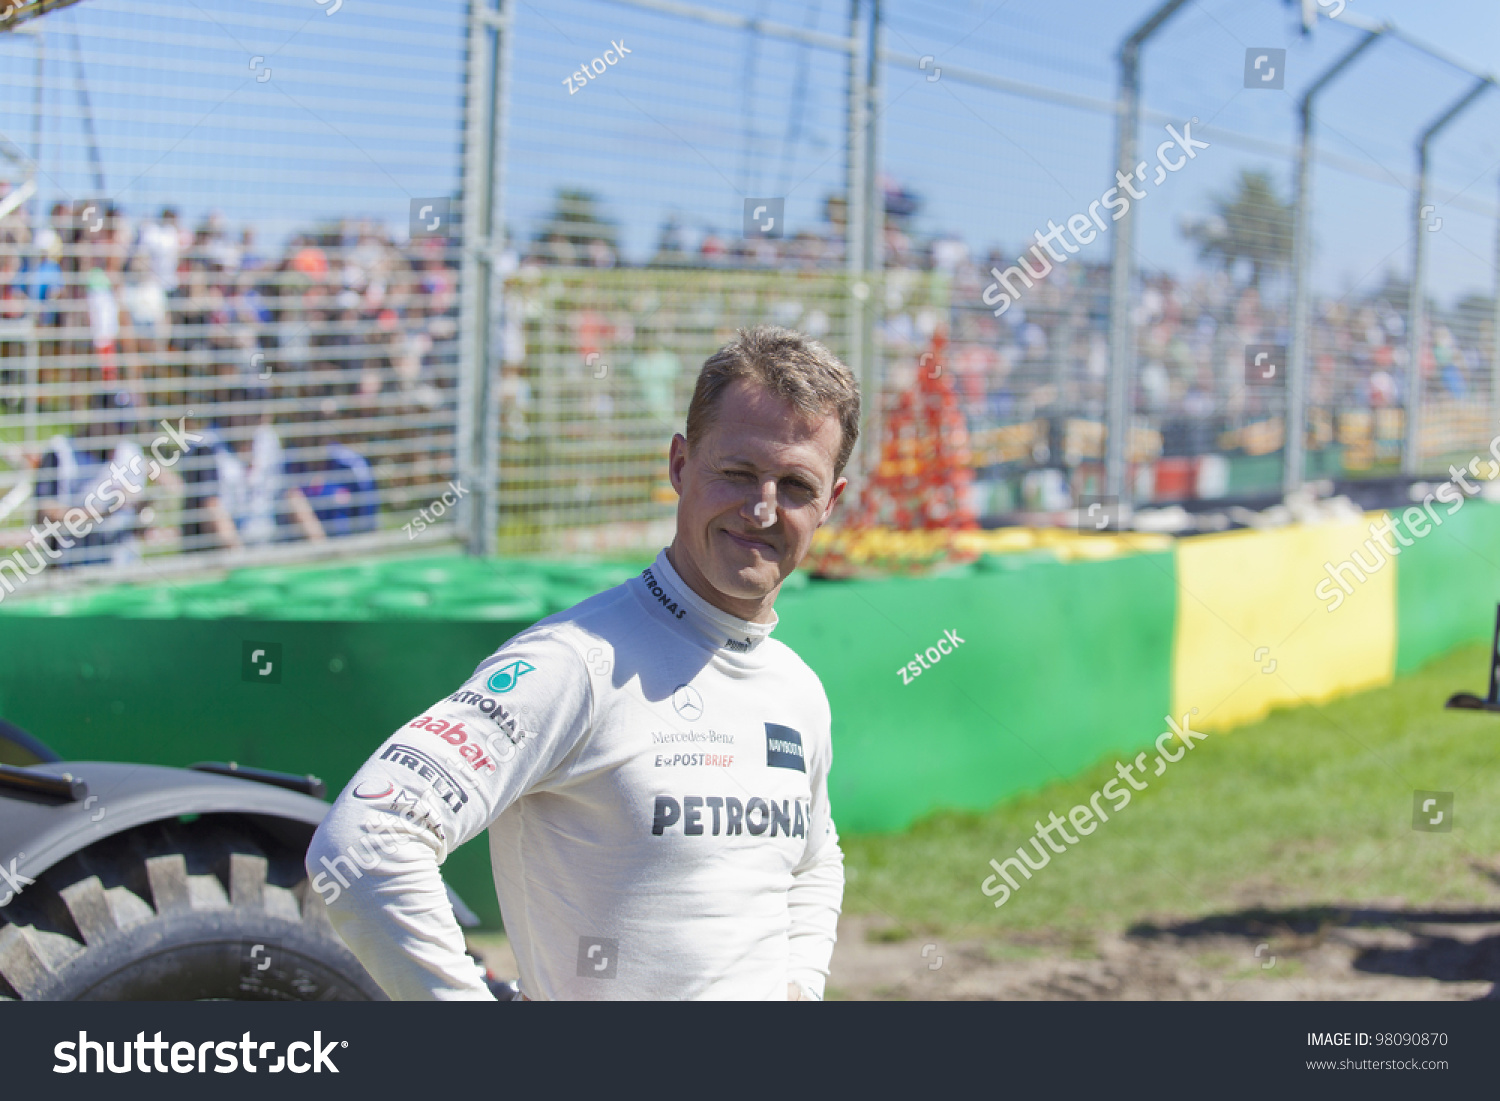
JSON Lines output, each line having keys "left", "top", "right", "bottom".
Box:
{"left": 724, "top": 470, "right": 755, "bottom": 481}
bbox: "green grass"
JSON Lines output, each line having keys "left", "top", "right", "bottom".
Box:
{"left": 841, "top": 642, "right": 1500, "bottom": 940}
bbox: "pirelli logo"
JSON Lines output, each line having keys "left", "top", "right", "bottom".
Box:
{"left": 765, "top": 722, "right": 805, "bottom": 772}
{"left": 378, "top": 743, "right": 469, "bottom": 813}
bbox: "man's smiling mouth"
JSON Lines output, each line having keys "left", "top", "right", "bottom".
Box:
{"left": 722, "top": 528, "right": 775, "bottom": 552}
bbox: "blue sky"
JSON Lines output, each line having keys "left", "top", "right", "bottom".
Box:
{"left": 507, "top": 0, "right": 1500, "bottom": 307}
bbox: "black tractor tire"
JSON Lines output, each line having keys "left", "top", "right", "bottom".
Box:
{"left": 0, "top": 814, "right": 385, "bottom": 1001}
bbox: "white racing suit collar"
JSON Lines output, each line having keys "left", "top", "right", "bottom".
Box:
{"left": 633, "top": 548, "right": 777, "bottom": 656}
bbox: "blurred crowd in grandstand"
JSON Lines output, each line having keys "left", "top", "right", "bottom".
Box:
{"left": 0, "top": 182, "right": 460, "bottom": 566}
{"left": 512, "top": 179, "right": 1494, "bottom": 517}
{"left": 2, "top": 171, "right": 1493, "bottom": 569}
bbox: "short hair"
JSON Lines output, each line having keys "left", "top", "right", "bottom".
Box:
{"left": 685, "top": 325, "right": 861, "bottom": 479}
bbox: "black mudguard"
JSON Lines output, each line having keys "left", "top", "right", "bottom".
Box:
{"left": 0, "top": 761, "right": 329, "bottom": 889}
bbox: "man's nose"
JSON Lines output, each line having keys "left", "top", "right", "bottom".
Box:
{"left": 744, "top": 479, "right": 777, "bottom": 528}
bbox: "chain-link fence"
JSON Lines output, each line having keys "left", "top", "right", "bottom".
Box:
{"left": 0, "top": 0, "right": 469, "bottom": 586}
{"left": 4, "top": 0, "right": 1500, "bottom": 575}
{"left": 492, "top": 0, "right": 1500, "bottom": 550}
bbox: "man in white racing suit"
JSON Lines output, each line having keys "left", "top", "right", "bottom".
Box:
{"left": 306, "top": 325, "right": 858, "bottom": 1000}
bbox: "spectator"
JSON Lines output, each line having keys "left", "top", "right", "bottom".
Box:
{"left": 179, "top": 421, "right": 326, "bottom": 551}
{"left": 296, "top": 442, "right": 378, "bottom": 537}
{"left": 138, "top": 206, "right": 183, "bottom": 294}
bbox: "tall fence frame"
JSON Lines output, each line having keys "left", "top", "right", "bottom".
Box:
{"left": 5, "top": 0, "right": 1500, "bottom": 583}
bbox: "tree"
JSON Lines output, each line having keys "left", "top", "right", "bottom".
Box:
{"left": 534, "top": 188, "right": 618, "bottom": 251}
{"left": 1180, "top": 169, "right": 1293, "bottom": 288}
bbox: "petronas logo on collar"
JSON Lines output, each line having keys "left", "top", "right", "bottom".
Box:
{"left": 487, "top": 659, "right": 535, "bottom": 694}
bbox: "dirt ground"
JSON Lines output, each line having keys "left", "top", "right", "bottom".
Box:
{"left": 822, "top": 909, "right": 1500, "bottom": 1000}
{"left": 467, "top": 905, "right": 1500, "bottom": 1000}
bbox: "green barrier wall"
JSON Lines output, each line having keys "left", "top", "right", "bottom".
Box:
{"left": 1395, "top": 500, "right": 1500, "bottom": 674}
{"left": 773, "top": 551, "right": 1178, "bottom": 833}
{"left": 0, "top": 617, "right": 536, "bottom": 927}
{"left": 5, "top": 499, "right": 1492, "bottom": 929}
{"left": 0, "top": 548, "right": 1177, "bottom": 920}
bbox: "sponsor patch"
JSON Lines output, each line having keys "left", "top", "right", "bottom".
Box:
{"left": 406, "top": 714, "right": 499, "bottom": 773}
{"left": 765, "top": 723, "right": 805, "bottom": 772}
{"left": 651, "top": 729, "right": 733, "bottom": 745}
{"left": 651, "top": 794, "right": 807, "bottom": 838}
{"left": 653, "top": 752, "right": 735, "bottom": 768}
{"left": 448, "top": 688, "right": 530, "bottom": 745}
{"left": 378, "top": 744, "right": 470, "bottom": 813}
{"left": 639, "top": 566, "right": 686, "bottom": 620}
{"left": 486, "top": 659, "right": 535, "bottom": 694}
{"left": 352, "top": 779, "right": 447, "bottom": 841}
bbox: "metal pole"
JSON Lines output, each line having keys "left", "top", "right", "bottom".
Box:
{"left": 845, "top": 0, "right": 866, "bottom": 475}
{"left": 1286, "top": 28, "right": 1384, "bottom": 496}
{"left": 1403, "top": 77, "right": 1490, "bottom": 476}
{"left": 31, "top": 28, "right": 42, "bottom": 194}
{"left": 845, "top": 0, "right": 865, "bottom": 278}
{"left": 858, "top": 0, "right": 882, "bottom": 482}
{"left": 27, "top": 28, "right": 42, "bottom": 446}
{"left": 481, "top": 0, "right": 512, "bottom": 557}
{"left": 1493, "top": 170, "right": 1500, "bottom": 449}
{"left": 1105, "top": 0, "right": 1190, "bottom": 505}
{"left": 68, "top": 31, "right": 105, "bottom": 196}
{"left": 458, "top": 0, "right": 500, "bottom": 555}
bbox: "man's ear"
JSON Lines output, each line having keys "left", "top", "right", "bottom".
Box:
{"left": 668, "top": 433, "right": 688, "bottom": 496}
{"left": 819, "top": 476, "right": 848, "bottom": 527}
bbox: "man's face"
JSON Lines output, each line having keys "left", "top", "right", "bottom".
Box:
{"left": 669, "top": 378, "right": 847, "bottom": 618}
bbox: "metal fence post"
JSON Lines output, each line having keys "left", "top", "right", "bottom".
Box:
{"left": 460, "top": 0, "right": 505, "bottom": 556}
{"left": 845, "top": 0, "right": 868, "bottom": 479}
{"left": 1286, "top": 27, "right": 1384, "bottom": 497}
{"left": 1403, "top": 77, "right": 1491, "bottom": 476}
{"left": 1494, "top": 171, "right": 1500, "bottom": 447}
{"left": 483, "top": 0, "right": 513, "bottom": 558}
{"left": 1105, "top": 0, "right": 1189, "bottom": 506}
{"left": 860, "top": 0, "right": 883, "bottom": 483}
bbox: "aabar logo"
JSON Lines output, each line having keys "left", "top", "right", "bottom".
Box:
{"left": 487, "top": 659, "right": 534, "bottom": 694}
{"left": 406, "top": 715, "right": 498, "bottom": 774}
{"left": 765, "top": 723, "right": 805, "bottom": 772}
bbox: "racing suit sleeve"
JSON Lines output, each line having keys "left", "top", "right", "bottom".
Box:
{"left": 305, "top": 630, "right": 592, "bottom": 1000}
{"left": 784, "top": 698, "right": 843, "bottom": 1000}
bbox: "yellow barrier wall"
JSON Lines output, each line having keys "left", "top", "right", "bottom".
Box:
{"left": 1172, "top": 516, "right": 1397, "bottom": 731}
